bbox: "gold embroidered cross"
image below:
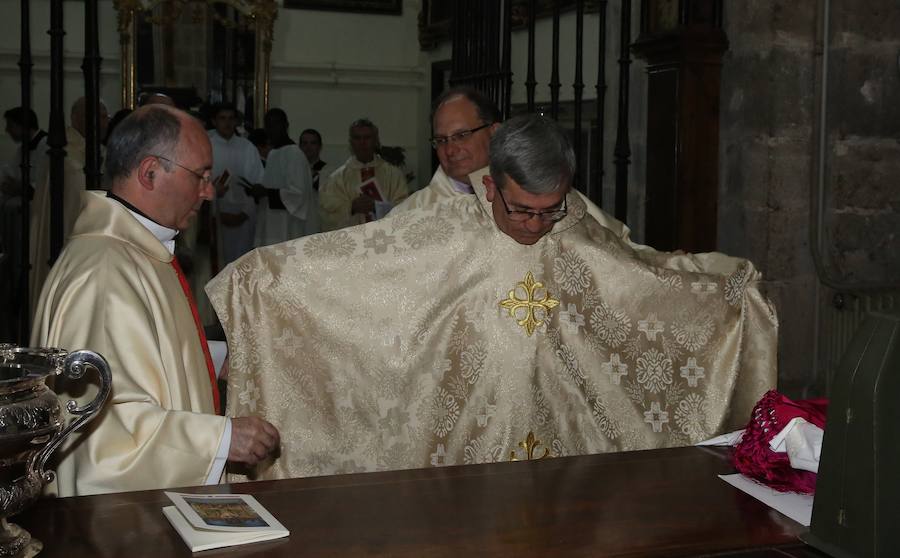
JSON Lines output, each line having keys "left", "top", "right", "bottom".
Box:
{"left": 509, "top": 431, "right": 551, "bottom": 461}
{"left": 499, "top": 271, "right": 560, "bottom": 336}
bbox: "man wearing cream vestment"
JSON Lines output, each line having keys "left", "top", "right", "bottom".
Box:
{"left": 319, "top": 118, "right": 408, "bottom": 231}
{"left": 395, "top": 87, "right": 634, "bottom": 245}
{"left": 33, "top": 105, "right": 279, "bottom": 496}
{"left": 209, "top": 115, "right": 776, "bottom": 480}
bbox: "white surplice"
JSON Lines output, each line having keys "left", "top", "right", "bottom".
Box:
{"left": 254, "top": 144, "right": 318, "bottom": 247}
{"left": 209, "top": 130, "right": 264, "bottom": 265}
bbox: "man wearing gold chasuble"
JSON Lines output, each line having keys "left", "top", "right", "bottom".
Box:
{"left": 207, "top": 115, "right": 776, "bottom": 480}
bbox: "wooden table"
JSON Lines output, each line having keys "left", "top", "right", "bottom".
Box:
{"left": 15, "top": 447, "right": 825, "bottom": 557}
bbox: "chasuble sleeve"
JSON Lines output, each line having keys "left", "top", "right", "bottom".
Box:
{"left": 33, "top": 240, "right": 228, "bottom": 497}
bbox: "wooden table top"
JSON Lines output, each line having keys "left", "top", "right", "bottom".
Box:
{"left": 15, "top": 446, "right": 818, "bottom": 557}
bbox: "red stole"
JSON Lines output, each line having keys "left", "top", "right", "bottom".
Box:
{"left": 171, "top": 258, "right": 222, "bottom": 414}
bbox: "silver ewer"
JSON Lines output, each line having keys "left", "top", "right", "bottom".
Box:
{"left": 0, "top": 345, "right": 112, "bottom": 557}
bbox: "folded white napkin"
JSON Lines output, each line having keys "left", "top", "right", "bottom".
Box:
{"left": 767, "top": 417, "right": 823, "bottom": 473}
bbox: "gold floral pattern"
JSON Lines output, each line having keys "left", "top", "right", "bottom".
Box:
{"left": 674, "top": 393, "right": 708, "bottom": 441}
{"left": 403, "top": 216, "right": 454, "bottom": 249}
{"left": 553, "top": 251, "right": 592, "bottom": 295}
{"left": 589, "top": 301, "right": 632, "bottom": 348}
{"left": 671, "top": 315, "right": 715, "bottom": 352}
{"left": 303, "top": 230, "right": 357, "bottom": 257}
{"left": 636, "top": 349, "right": 674, "bottom": 394}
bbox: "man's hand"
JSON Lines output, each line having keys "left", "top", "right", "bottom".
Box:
{"left": 228, "top": 416, "right": 280, "bottom": 465}
{"left": 351, "top": 194, "right": 376, "bottom": 216}
{"left": 238, "top": 177, "right": 266, "bottom": 201}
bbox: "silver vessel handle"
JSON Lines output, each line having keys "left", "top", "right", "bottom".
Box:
{"left": 29, "top": 350, "right": 113, "bottom": 483}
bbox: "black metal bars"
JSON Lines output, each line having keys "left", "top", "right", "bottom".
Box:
{"left": 613, "top": 0, "right": 631, "bottom": 221}
{"left": 82, "top": 0, "right": 102, "bottom": 190}
{"left": 47, "top": 0, "right": 66, "bottom": 264}
{"left": 572, "top": 0, "right": 585, "bottom": 190}
{"left": 594, "top": 0, "right": 608, "bottom": 206}
{"left": 16, "top": 0, "right": 33, "bottom": 343}
{"left": 525, "top": 0, "right": 537, "bottom": 112}
{"left": 445, "top": 0, "right": 631, "bottom": 218}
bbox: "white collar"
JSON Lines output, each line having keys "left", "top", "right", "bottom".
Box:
{"left": 110, "top": 199, "right": 179, "bottom": 255}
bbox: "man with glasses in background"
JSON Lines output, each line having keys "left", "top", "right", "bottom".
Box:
{"left": 394, "top": 87, "right": 632, "bottom": 243}
{"left": 208, "top": 114, "right": 775, "bottom": 480}
{"left": 32, "top": 105, "right": 280, "bottom": 497}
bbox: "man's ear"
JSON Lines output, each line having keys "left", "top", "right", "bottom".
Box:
{"left": 483, "top": 173, "right": 496, "bottom": 202}
{"left": 136, "top": 156, "right": 159, "bottom": 191}
{"left": 487, "top": 122, "right": 500, "bottom": 137}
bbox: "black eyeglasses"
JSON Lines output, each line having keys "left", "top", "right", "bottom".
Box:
{"left": 430, "top": 123, "right": 491, "bottom": 148}
{"left": 151, "top": 154, "right": 211, "bottom": 184}
{"left": 496, "top": 187, "right": 568, "bottom": 223}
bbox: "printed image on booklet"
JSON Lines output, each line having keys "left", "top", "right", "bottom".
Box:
{"left": 163, "top": 491, "right": 289, "bottom": 552}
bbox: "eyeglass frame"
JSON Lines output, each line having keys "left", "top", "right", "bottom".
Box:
{"left": 430, "top": 123, "right": 491, "bottom": 149}
{"left": 495, "top": 186, "right": 568, "bottom": 223}
{"left": 149, "top": 154, "right": 211, "bottom": 184}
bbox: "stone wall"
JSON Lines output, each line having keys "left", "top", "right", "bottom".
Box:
{"left": 718, "top": 0, "right": 900, "bottom": 395}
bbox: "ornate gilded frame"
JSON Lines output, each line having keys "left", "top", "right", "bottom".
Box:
{"left": 113, "top": 0, "right": 277, "bottom": 124}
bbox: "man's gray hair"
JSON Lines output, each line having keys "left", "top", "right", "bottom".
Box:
{"left": 105, "top": 106, "right": 181, "bottom": 185}
{"left": 489, "top": 115, "right": 575, "bottom": 194}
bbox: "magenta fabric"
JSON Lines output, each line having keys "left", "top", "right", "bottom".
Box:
{"left": 731, "top": 390, "right": 828, "bottom": 494}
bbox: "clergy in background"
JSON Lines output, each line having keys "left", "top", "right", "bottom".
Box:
{"left": 208, "top": 102, "right": 264, "bottom": 266}
{"left": 29, "top": 97, "right": 108, "bottom": 319}
{"left": 254, "top": 108, "right": 318, "bottom": 247}
{"left": 319, "top": 118, "right": 408, "bottom": 231}
{"left": 33, "top": 105, "right": 279, "bottom": 496}
{"left": 209, "top": 115, "right": 776, "bottom": 480}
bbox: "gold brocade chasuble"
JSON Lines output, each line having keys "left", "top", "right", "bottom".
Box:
{"left": 208, "top": 181, "right": 777, "bottom": 479}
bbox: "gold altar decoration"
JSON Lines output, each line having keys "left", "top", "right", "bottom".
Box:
{"left": 499, "top": 271, "right": 560, "bottom": 336}
{"left": 113, "top": 0, "right": 277, "bottom": 124}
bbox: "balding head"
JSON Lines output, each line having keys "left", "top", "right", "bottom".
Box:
{"left": 139, "top": 92, "right": 176, "bottom": 107}
{"left": 106, "top": 105, "right": 214, "bottom": 230}
{"left": 431, "top": 89, "right": 500, "bottom": 184}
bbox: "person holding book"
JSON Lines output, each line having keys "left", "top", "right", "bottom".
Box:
{"left": 32, "top": 105, "right": 280, "bottom": 497}
{"left": 319, "top": 118, "right": 408, "bottom": 231}
{"left": 208, "top": 102, "right": 264, "bottom": 266}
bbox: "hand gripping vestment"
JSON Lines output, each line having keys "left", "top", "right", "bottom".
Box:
{"left": 208, "top": 181, "right": 777, "bottom": 479}
{"left": 32, "top": 191, "right": 228, "bottom": 496}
